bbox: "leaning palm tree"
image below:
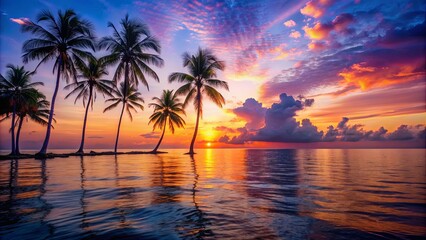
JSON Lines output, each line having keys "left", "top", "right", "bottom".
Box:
{"left": 104, "top": 82, "right": 144, "bottom": 153}
{"left": 0, "top": 65, "right": 43, "bottom": 155}
{"left": 15, "top": 90, "right": 51, "bottom": 154}
{"left": 98, "top": 14, "right": 164, "bottom": 91}
{"left": 64, "top": 57, "right": 115, "bottom": 153}
{"left": 148, "top": 90, "right": 186, "bottom": 153}
{"left": 21, "top": 9, "right": 95, "bottom": 155}
{"left": 169, "top": 48, "right": 228, "bottom": 154}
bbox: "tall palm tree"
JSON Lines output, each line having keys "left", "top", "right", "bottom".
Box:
{"left": 104, "top": 82, "right": 144, "bottom": 153}
{"left": 169, "top": 48, "right": 228, "bottom": 154}
{"left": 98, "top": 14, "right": 164, "bottom": 91}
{"left": 64, "top": 57, "right": 115, "bottom": 153}
{"left": 15, "top": 90, "right": 51, "bottom": 154}
{"left": 21, "top": 9, "right": 95, "bottom": 155}
{"left": 148, "top": 90, "right": 186, "bottom": 153}
{"left": 0, "top": 65, "right": 43, "bottom": 155}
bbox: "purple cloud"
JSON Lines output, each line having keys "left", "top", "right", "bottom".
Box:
{"left": 218, "top": 93, "right": 426, "bottom": 144}
{"left": 233, "top": 98, "right": 267, "bottom": 130}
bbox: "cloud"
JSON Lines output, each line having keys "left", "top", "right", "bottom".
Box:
{"left": 10, "top": 17, "right": 32, "bottom": 25}
{"left": 233, "top": 98, "right": 267, "bottom": 130}
{"left": 300, "top": 0, "right": 335, "bottom": 18}
{"left": 260, "top": 16, "right": 425, "bottom": 99}
{"left": 284, "top": 20, "right": 296, "bottom": 27}
{"left": 367, "top": 127, "right": 388, "bottom": 141}
{"left": 289, "top": 30, "right": 301, "bottom": 39}
{"left": 140, "top": 132, "right": 160, "bottom": 139}
{"left": 307, "top": 41, "right": 327, "bottom": 51}
{"left": 134, "top": 0, "right": 303, "bottom": 81}
{"left": 303, "top": 13, "right": 355, "bottom": 40}
{"left": 339, "top": 60, "right": 425, "bottom": 90}
{"left": 88, "top": 136, "right": 104, "bottom": 139}
{"left": 254, "top": 93, "right": 322, "bottom": 142}
{"left": 218, "top": 93, "right": 426, "bottom": 144}
{"left": 309, "top": 83, "right": 425, "bottom": 121}
{"left": 388, "top": 125, "right": 415, "bottom": 141}
{"left": 214, "top": 126, "right": 236, "bottom": 133}
{"left": 218, "top": 127, "right": 254, "bottom": 145}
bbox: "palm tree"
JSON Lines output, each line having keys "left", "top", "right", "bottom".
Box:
{"left": 104, "top": 82, "right": 144, "bottom": 153}
{"left": 15, "top": 90, "right": 51, "bottom": 154}
{"left": 98, "top": 15, "right": 164, "bottom": 91}
{"left": 0, "top": 65, "right": 43, "bottom": 155}
{"left": 21, "top": 9, "right": 95, "bottom": 155}
{"left": 169, "top": 48, "right": 228, "bottom": 154}
{"left": 148, "top": 90, "right": 186, "bottom": 153}
{"left": 64, "top": 57, "right": 115, "bottom": 153}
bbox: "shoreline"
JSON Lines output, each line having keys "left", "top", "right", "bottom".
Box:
{"left": 0, "top": 150, "right": 168, "bottom": 161}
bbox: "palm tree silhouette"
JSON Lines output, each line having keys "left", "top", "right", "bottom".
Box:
{"left": 148, "top": 90, "right": 186, "bottom": 153}
{"left": 169, "top": 48, "right": 228, "bottom": 155}
{"left": 15, "top": 90, "right": 51, "bottom": 154}
{"left": 0, "top": 65, "right": 43, "bottom": 155}
{"left": 104, "top": 82, "right": 144, "bottom": 153}
{"left": 64, "top": 57, "right": 115, "bottom": 153}
{"left": 98, "top": 15, "right": 164, "bottom": 90}
{"left": 21, "top": 9, "right": 95, "bottom": 155}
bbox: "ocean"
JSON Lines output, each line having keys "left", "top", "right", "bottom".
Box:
{"left": 0, "top": 149, "right": 425, "bottom": 239}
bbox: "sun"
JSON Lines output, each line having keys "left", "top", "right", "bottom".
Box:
{"left": 206, "top": 142, "right": 212, "bottom": 147}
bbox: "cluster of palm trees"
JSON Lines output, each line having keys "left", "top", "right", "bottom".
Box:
{"left": 0, "top": 9, "right": 228, "bottom": 156}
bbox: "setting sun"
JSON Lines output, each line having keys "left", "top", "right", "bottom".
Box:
{"left": 206, "top": 142, "right": 212, "bottom": 147}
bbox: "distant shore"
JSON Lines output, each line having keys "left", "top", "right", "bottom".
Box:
{"left": 0, "top": 150, "right": 167, "bottom": 161}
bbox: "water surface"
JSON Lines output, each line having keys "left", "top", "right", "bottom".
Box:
{"left": 1, "top": 149, "right": 425, "bottom": 239}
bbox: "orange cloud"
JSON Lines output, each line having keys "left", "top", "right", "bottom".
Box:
{"left": 289, "top": 30, "right": 301, "bottom": 39}
{"left": 10, "top": 17, "right": 31, "bottom": 25}
{"left": 308, "top": 41, "right": 327, "bottom": 51}
{"left": 300, "top": 0, "right": 334, "bottom": 18}
{"left": 339, "top": 62, "right": 425, "bottom": 90}
{"left": 303, "top": 14, "right": 354, "bottom": 40}
{"left": 284, "top": 19, "right": 296, "bottom": 27}
{"left": 303, "top": 22, "right": 333, "bottom": 40}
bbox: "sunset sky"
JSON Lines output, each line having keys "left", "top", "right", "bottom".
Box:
{"left": 0, "top": 0, "right": 425, "bottom": 150}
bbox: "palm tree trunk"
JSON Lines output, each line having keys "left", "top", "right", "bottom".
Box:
{"left": 38, "top": 58, "right": 62, "bottom": 155}
{"left": 15, "top": 116, "right": 24, "bottom": 155}
{"left": 188, "top": 89, "right": 201, "bottom": 155}
{"left": 114, "top": 102, "right": 125, "bottom": 153}
{"left": 153, "top": 125, "right": 166, "bottom": 153}
{"left": 10, "top": 104, "right": 16, "bottom": 155}
{"left": 124, "top": 62, "right": 129, "bottom": 93}
{"left": 77, "top": 85, "right": 93, "bottom": 153}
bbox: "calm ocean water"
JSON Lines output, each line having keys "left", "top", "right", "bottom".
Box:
{"left": 0, "top": 149, "right": 425, "bottom": 239}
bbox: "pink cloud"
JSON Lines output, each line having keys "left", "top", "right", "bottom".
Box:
{"left": 284, "top": 19, "right": 296, "bottom": 27}
{"left": 300, "top": 0, "right": 334, "bottom": 18}
{"left": 10, "top": 17, "right": 32, "bottom": 25}
{"left": 289, "top": 30, "right": 301, "bottom": 39}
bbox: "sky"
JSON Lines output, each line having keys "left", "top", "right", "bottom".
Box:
{"left": 0, "top": 0, "right": 425, "bottom": 150}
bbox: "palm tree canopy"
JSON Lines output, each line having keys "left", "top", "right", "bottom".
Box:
{"left": 148, "top": 90, "right": 186, "bottom": 133}
{"left": 0, "top": 64, "right": 44, "bottom": 112}
{"left": 21, "top": 9, "right": 95, "bottom": 82}
{"left": 168, "top": 48, "right": 228, "bottom": 116}
{"left": 104, "top": 82, "right": 144, "bottom": 121}
{"left": 64, "top": 56, "right": 115, "bottom": 107}
{"left": 18, "top": 89, "right": 52, "bottom": 127}
{"left": 98, "top": 14, "right": 164, "bottom": 89}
